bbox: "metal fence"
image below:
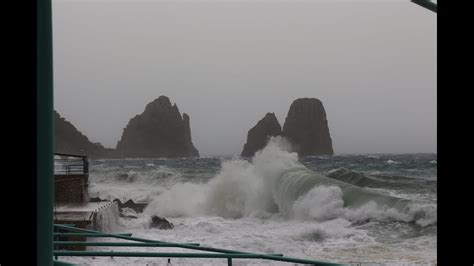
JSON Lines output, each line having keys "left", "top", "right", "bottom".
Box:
{"left": 54, "top": 153, "right": 89, "bottom": 175}
{"left": 53, "top": 224, "right": 342, "bottom": 265}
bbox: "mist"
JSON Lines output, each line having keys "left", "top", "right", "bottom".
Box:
{"left": 52, "top": 0, "right": 436, "bottom": 156}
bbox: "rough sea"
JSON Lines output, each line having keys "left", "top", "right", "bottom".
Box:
{"left": 61, "top": 138, "right": 437, "bottom": 265}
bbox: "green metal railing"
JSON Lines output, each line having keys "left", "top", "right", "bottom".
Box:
{"left": 54, "top": 153, "right": 89, "bottom": 175}
{"left": 38, "top": 0, "right": 54, "bottom": 264}
{"left": 53, "top": 224, "right": 342, "bottom": 265}
{"left": 411, "top": 0, "right": 437, "bottom": 13}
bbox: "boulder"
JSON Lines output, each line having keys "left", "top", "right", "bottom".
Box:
{"left": 150, "top": 215, "right": 174, "bottom": 230}
{"left": 113, "top": 199, "right": 148, "bottom": 213}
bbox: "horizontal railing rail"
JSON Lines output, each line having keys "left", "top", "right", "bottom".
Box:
{"left": 54, "top": 165, "right": 85, "bottom": 175}
{"left": 53, "top": 224, "right": 341, "bottom": 265}
{"left": 54, "top": 153, "right": 88, "bottom": 158}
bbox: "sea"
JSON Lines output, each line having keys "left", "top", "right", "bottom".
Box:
{"left": 61, "top": 137, "right": 437, "bottom": 265}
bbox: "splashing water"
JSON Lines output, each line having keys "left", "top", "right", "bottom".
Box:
{"left": 144, "top": 137, "right": 436, "bottom": 226}
{"left": 75, "top": 137, "right": 437, "bottom": 265}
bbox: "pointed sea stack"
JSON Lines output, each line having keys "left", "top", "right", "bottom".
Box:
{"left": 282, "top": 98, "right": 334, "bottom": 156}
{"left": 115, "top": 96, "right": 199, "bottom": 158}
{"left": 54, "top": 110, "right": 113, "bottom": 158}
{"left": 241, "top": 113, "right": 282, "bottom": 157}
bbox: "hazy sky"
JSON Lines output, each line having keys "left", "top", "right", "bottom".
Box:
{"left": 52, "top": 0, "right": 436, "bottom": 156}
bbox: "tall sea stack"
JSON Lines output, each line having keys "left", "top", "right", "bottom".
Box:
{"left": 54, "top": 110, "right": 113, "bottom": 158}
{"left": 116, "top": 96, "right": 199, "bottom": 158}
{"left": 241, "top": 113, "right": 282, "bottom": 157}
{"left": 282, "top": 98, "right": 334, "bottom": 156}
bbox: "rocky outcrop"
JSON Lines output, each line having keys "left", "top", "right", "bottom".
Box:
{"left": 282, "top": 98, "right": 334, "bottom": 156}
{"left": 241, "top": 113, "right": 282, "bottom": 157}
{"left": 54, "top": 110, "right": 113, "bottom": 158}
{"left": 149, "top": 216, "right": 174, "bottom": 230}
{"left": 115, "top": 96, "right": 199, "bottom": 158}
{"left": 113, "top": 199, "right": 148, "bottom": 213}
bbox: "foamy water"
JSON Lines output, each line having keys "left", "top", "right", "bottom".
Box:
{"left": 62, "top": 137, "right": 437, "bottom": 265}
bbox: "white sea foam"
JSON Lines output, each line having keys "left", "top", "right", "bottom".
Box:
{"left": 61, "top": 213, "right": 436, "bottom": 265}
{"left": 93, "top": 203, "right": 120, "bottom": 232}
{"left": 75, "top": 141, "right": 437, "bottom": 265}
{"left": 143, "top": 137, "right": 436, "bottom": 226}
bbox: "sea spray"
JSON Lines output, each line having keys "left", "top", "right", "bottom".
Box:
{"left": 206, "top": 137, "right": 296, "bottom": 218}
{"left": 144, "top": 182, "right": 207, "bottom": 217}
{"left": 293, "top": 185, "right": 345, "bottom": 221}
{"left": 93, "top": 203, "right": 120, "bottom": 232}
{"left": 83, "top": 147, "right": 436, "bottom": 265}
{"left": 144, "top": 137, "right": 436, "bottom": 226}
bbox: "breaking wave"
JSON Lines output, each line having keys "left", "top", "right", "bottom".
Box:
{"left": 144, "top": 137, "right": 436, "bottom": 226}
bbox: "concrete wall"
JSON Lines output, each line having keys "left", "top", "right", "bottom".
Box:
{"left": 54, "top": 174, "right": 88, "bottom": 203}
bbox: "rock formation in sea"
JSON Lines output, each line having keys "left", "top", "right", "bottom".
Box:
{"left": 54, "top": 110, "right": 113, "bottom": 158}
{"left": 115, "top": 96, "right": 199, "bottom": 158}
{"left": 282, "top": 98, "right": 334, "bottom": 156}
{"left": 241, "top": 113, "right": 282, "bottom": 157}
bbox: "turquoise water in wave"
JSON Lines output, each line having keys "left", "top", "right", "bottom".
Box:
{"left": 84, "top": 147, "right": 436, "bottom": 265}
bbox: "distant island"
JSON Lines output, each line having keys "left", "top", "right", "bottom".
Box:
{"left": 55, "top": 96, "right": 333, "bottom": 159}
{"left": 54, "top": 96, "right": 199, "bottom": 158}
{"left": 54, "top": 110, "right": 114, "bottom": 158}
{"left": 115, "top": 96, "right": 199, "bottom": 158}
{"left": 241, "top": 98, "right": 334, "bottom": 157}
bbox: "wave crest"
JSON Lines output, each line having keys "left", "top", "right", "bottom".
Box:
{"left": 144, "top": 137, "right": 436, "bottom": 226}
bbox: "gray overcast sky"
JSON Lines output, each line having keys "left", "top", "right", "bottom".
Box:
{"left": 52, "top": 0, "right": 436, "bottom": 156}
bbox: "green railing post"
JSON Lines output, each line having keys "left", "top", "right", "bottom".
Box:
{"left": 411, "top": 0, "right": 437, "bottom": 13}
{"left": 37, "top": 0, "right": 54, "bottom": 264}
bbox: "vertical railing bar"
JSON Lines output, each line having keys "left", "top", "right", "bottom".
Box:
{"left": 38, "top": 0, "right": 54, "bottom": 263}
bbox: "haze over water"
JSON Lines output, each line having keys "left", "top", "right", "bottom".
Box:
{"left": 53, "top": 0, "right": 436, "bottom": 156}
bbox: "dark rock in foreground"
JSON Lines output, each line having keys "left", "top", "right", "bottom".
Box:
{"left": 54, "top": 110, "right": 114, "bottom": 158}
{"left": 89, "top": 197, "right": 107, "bottom": 203}
{"left": 150, "top": 215, "right": 174, "bottom": 230}
{"left": 116, "top": 96, "right": 199, "bottom": 158}
{"left": 113, "top": 199, "right": 148, "bottom": 213}
{"left": 282, "top": 98, "right": 334, "bottom": 156}
{"left": 241, "top": 113, "right": 282, "bottom": 157}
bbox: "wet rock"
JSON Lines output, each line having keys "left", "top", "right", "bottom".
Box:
{"left": 113, "top": 199, "right": 148, "bottom": 213}
{"left": 88, "top": 197, "right": 104, "bottom": 203}
{"left": 150, "top": 215, "right": 174, "bottom": 230}
{"left": 54, "top": 110, "right": 114, "bottom": 158}
{"left": 241, "top": 113, "right": 282, "bottom": 157}
{"left": 116, "top": 96, "right": 199, "bottom": 158}
{"left": 282, "top": 98, "right": 334, "bottom": 156}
